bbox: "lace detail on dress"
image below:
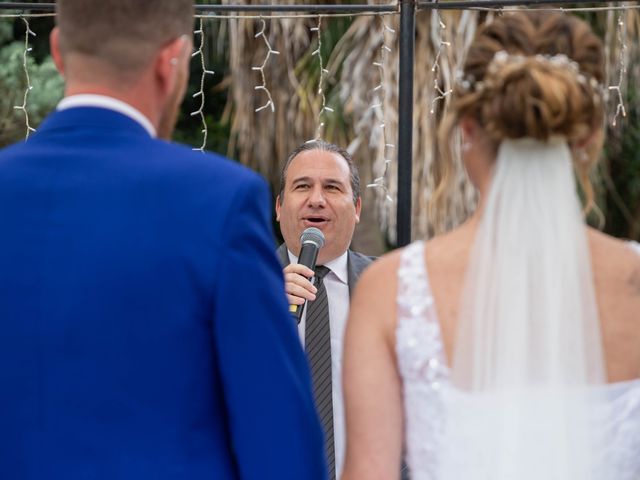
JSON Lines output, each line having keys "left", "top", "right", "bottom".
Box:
{"left": 595, "top": 381, "right": 640, "bottom": 480}
{"left": 396, "top": 241, "right": 449, "bottom": 480}
{"left": 596, "top": 240, "right": 640, "bottom": 479}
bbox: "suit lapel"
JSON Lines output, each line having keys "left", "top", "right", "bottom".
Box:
{"left": 276, "top": 244, "right": 290, "bottom": 268}
{"left": 347, "top": 250, "right": 371, "bottom": 298}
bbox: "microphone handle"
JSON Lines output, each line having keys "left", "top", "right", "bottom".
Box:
{"left": 290, "top": 242, "right": 320, "bottom": 324}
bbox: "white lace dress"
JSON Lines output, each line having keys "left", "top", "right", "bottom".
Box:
{"left": 396, "top": 241, "right": 640, "bottom": 480}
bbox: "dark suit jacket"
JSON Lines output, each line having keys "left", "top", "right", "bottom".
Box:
{"left": 276, "top": 244, "right": 373, "bottom": 295}
{"left": 0, "top": 106, "right": 326, "bottom": 480}
{"left": 278, "top": 244, "right": 411, "bottom": 480}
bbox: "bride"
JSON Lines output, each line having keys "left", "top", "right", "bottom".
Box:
{"left": 342, "top": 10, "right": 640, "bottom": 480}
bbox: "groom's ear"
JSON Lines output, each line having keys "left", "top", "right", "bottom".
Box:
{"left": 50, "top": 28, "right": 66, "bottom": 77}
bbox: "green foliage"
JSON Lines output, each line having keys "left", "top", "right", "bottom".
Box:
{"left": 173, "top": 27, "right": 231, "bottom": 155}
{"left": 0, "top": 17, "right": 63, "bottom": 146}
{"left": 0, "top": 42, "right": 64, "bottom": 146}
{"left": 600, "top": 85, "right": 640, "bottom": 240}
{"left": 0, "top": 17, "right": 12, "bottom": 44}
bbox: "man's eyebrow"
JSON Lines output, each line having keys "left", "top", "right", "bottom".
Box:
{"left": 291, "top": 176, "right": 312, "bottom": 185}
{"left": 290, "top": 176, "right": 347, "bottom": 187}
{"left": 323, "top": 178, "right": 347, "bottom": 187}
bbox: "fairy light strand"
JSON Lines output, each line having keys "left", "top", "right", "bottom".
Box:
{"left": 430, "top": 10, "right": 452, "bottom": 114}
{"left": 13, "top": 16, "right": 36, "bottom": 139}
{"left": 0, "top": 11, "right": 400, "bottom": 20}
{"left": 307, "top": 16, "right": 334, "bottom": 143}
{"left": 252, "top": 18, "right": 280, "bottom": 113}
{"left": 609, "top": 12, "right": 627, "bottom": 127}
{"left": 190, "top": 18, "right": 215, "bottom": 152}
{"left": 367, "top": 21, "right": 396, "bottom": 204}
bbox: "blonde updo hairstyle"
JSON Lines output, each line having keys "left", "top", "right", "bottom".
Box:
{"left": 431, "top": 11, "right": 605, "bottom": 231}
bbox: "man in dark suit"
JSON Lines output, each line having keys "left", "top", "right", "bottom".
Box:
{"left": 0, "top": 2, "right": 326, "bottom": 479}
{"left": 275, "top": 141, "right": 374, "bottom": 480}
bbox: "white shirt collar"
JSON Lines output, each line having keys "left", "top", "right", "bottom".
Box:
{"left": 287, "top": 249, "right": 349, "bottom": 285}
{"left": 57, "top": 94, "right": 156, "bottom": 138}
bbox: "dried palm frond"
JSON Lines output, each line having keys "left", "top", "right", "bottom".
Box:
{"left": 222, "top": 0, "right": 351, "bottom": 189}
{"left": 334, "top": 8, "right": 479, "bottom": 243}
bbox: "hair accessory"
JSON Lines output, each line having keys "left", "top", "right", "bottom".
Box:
{"left": 456, "top": 50, "right": 604, "bottom": 98}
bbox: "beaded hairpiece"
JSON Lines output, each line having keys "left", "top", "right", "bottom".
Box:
{"left": 456, "top": 50, "right": 604, "bottom": 100}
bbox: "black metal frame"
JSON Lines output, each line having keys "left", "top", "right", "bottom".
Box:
{"left": 397, "top": 0, "right": 415, "bottom": 247}
{"left": 0, "top": 3, "right": 399, "bottom": 13}
{"left": 0, "top": 1, "right": 633, "bottom": 245}
{"left": 418, "top": 0, "right": 632, "bottom": 9}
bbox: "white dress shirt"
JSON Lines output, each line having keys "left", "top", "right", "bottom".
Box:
{"left": 287, "top": 249, "right": 350, "bottom": 479}
{"left": 57, "top": 94, "right": 156, "bottom": 138}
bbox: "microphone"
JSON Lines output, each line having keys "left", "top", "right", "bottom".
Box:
{"left": 290, "top": 227, "right": 325, "bottom": 323}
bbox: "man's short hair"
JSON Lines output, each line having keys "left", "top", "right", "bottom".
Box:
{"left": 279, "top": 140, "right": 361, "bottom": 205}
{"left": 56, "top": 0, "right": 194, "bottom": 73}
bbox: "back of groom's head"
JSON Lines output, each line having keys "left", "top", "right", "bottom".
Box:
{"left": 56, "top": 0, "right": 194, "bottom": 75}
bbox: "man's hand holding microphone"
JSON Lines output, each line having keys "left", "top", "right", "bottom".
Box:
{"left": 286, "top": 227, "right": 325, "bottom": 323}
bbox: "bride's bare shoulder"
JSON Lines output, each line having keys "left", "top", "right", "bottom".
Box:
{"left": 588, "top": 228, "right": 640, "bottom": 380}
{"left": 348, "top": 248, "right": 405, "bottom": 338}
{"left": 424, "top": 220, "right": 477, "bottom": 266}
{"left": 352, "top": 241, "right": 429, "bottom": 318}
{"left": 588, "top": 228, "right": 640, "bottom": 289}
{"left": 351, "top": 249, "right": 402, "bottom": 304}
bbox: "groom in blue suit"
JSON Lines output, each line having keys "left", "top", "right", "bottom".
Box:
{"left": 0, "top": 1, "right": 326, "bottom": 479}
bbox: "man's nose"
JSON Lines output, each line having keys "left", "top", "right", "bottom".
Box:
{"left": 307, "top": 185, "right": 326, "bottom": 207}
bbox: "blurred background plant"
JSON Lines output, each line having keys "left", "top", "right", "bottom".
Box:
{"left": 0, "top": 15, "right": 63, "bottom": 146}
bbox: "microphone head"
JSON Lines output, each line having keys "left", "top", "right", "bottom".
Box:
{"left": 299, "top": 227, "right": 325, "bottom": 249}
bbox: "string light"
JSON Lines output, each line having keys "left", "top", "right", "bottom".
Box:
{"left": 367, "top": 20, "right": 396, "bottom": 204}
{"left": 429, "top": 10, "right": 452, "bottom": 114}
{"left": 609, "top": 12, "right": 627, "bottom": 127}
{"left": 252, "top": 18, "right": 280, "bottom": 113}
{"left": 13, "top": 16, "right": 36, "bottom": 140}
{"left": 307, "top": 16, "right": 334, "bottom": 143}
{"left": 0, "top": 11, "right": 398, "bottom": 21}
{"left": 190, "top": 17, "right": 215, "bottom": 152}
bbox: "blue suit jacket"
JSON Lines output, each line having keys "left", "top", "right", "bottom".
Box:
{"left": 0, "top": 107, "right": 327, "bottom": 480}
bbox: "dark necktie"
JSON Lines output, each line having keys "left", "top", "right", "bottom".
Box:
{"left": 305, "top": 265, "right": 335, "bottom": 480}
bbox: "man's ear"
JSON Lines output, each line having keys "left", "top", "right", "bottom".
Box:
{"left": 50, "top": 27, "right": 65, "bottom": 77}
{"left": 354, "top": 196, "right": 362, "bottom": 223}
{"left": 275, "top": 195, "right": 282, "bottom": 222}
{"left": 154, "top": 35, "right": 191, "bottom": 96}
